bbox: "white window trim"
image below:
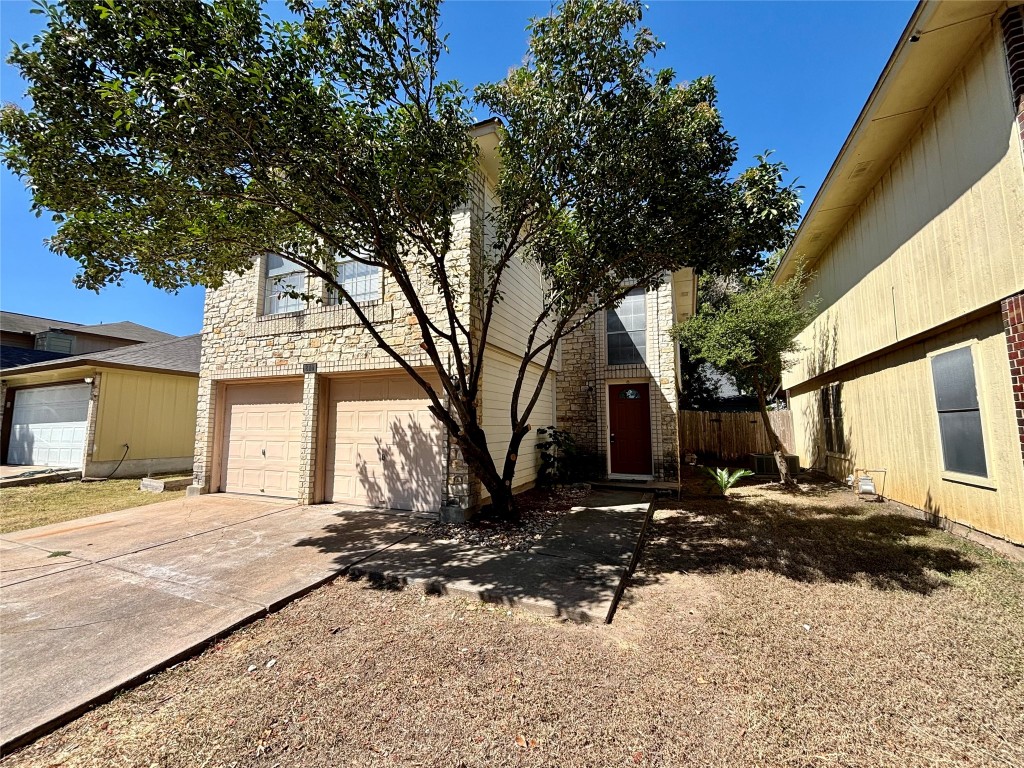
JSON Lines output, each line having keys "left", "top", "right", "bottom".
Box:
{"left": 926, "top": 339, "right": 996, "bottom": 488}
{"left": 326, "top": 256, "right": 383, "bottom": 306}
{"left": 605, "top": 287, "right": 648, "bottom": 367}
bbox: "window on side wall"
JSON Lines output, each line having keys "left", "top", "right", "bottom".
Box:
{"left": 931, "top": 346, "right": 987, "bottom": 477}
{"left": 606, "top": 287, "right": 647, "bottom": 366}
{"left": 821, "top": 383, "right": 845, "bottom": 454}
{"left": 263, "top": 254, "right": 307, "bottom": 315}
{"left": 327, "top": 255, "right": 382, "bottom": 306}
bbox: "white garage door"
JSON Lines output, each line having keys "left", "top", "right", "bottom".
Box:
{"left": 326, "top": 374, "right": 445, "bottom": 511}
{"left": 6, "top": 383, "right": 91, "bottom": 467}
{"left": 221, "top": 381, "right": 303, "bottom": 498}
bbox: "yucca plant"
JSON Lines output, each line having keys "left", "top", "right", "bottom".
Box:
{"left": 705, "top": 467, "right": 754, "bottom": 496}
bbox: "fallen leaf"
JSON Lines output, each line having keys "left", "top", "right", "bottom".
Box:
{"left": 515, "top": 735, "right": 527, "bottom": 748}
{"left": 633, "top": 751, "right": 644, "bottom": 763}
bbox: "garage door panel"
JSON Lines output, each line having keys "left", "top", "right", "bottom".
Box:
{"left": 221, "top": 382, "right": 303, "bottom": 498}
{"left": 325, "top": 374, "right": 444, "bottom": 511}
{"left": 357, "top": 411, "right": 384, "bottom": 431}
{"left": 7, "top": 384, "right": 90, "bottom": 467}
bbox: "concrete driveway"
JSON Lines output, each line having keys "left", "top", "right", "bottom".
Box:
{"left": 0, "top": 495, "right": 421, "bottom": 751}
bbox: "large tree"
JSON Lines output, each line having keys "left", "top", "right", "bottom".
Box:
{"left": 1, "top": 0, "right": 800, "bottom": 515}
{"left": 672, "top": 269, "right": 815, "bottom": 485}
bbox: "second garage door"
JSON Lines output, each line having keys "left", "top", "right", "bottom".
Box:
{"left": 325, "top": 374, "right": 445, "bottom": 511}
{"left": 6, "top": 383, "right": 91, "bottom": 467}
{"left": 221, "top": 381, "right": 303, "bottom": 498}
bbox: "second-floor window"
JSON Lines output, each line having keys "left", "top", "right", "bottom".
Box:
{"left": 263, "top": 254, "right": 307, "bottom": 315}
{"left": 606, "top": 287, "right": 647, "bottom": 366}
{"left": 328, "top": 256, "right": 382, "bottom": 305}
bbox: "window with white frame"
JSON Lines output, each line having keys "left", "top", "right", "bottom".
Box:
{"left": 606, "top": 287, "right": 647, "bottom": 366}
{"left": 263, "top": 254, "right": 307, "bottom": 315}
{"left": 327, "top": 255, "right": 382, "bottom": 305}
{"left": 931, "top": 346, "right": 987, "bottom": 477}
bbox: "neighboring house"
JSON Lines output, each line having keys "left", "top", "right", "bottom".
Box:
{"left": 0, "top": 311, "right": 175, "bottom": 369}
{"left": 191, "top": 120, "right": 697, "bottom": 513}
{"left": 776, "top": 0, "right": 1024, "bottom": 546}
{"left": 0, "top": 335, "right": 201, "bottom": 477}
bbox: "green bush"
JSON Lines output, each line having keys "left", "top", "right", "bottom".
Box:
{"left": 536, "top": 427, "right": 600, "bottom": 486}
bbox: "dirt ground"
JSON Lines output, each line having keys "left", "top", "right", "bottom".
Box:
{"left": 0, "top": 479, "right": 186, "bottom": 534}
{"left": 4, "top": 479, "right": 1022, "bottom": 767}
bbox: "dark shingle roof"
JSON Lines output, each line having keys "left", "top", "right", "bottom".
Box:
{"left": 69, "top": 321, "right": 175, "bottom": 343}
{"left": 0, "top": 312, "right": 174, "bottom": 343}
{"left": 0, "top": 311, "right": 83, "bottom": 336}
{"left": 1, "top": 334, "right": 201, "bottom": 376}
{"left": 0, "top": 347, "right": 73, "bottom": 370}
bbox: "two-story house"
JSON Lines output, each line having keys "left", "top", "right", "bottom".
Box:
{"left": 777, "top": 0, "right": 1024, "bottom": 547}
{"left": 190, "top": 120, "right": 696, "bottom": 515}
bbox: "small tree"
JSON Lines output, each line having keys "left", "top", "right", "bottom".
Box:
{"left": 2, "top": 0, "right": 800, "bottom": 516}
{"left": 672, "top": 270, "right": 815, "bottom": 485}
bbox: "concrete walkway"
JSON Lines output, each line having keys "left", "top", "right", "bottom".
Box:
{"left": 0, "top": 489, "right": 652, "bottom": 752}
{"left": 351, "top": 489, "right": 653, "bottom": 623}
{"left": 0, "top": 495, "right": 421, "bottom": 751}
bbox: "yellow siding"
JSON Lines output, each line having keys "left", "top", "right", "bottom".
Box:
{"left": 787, "top": 28, "right": 1024, "bottom": 389}
{"left": 480, "top": 345, "right": 556, "bottom": 497}
{"left": 93, "top": 369, "right": 199, "bottom": 461}
{"left": 789, "top": 311, "right": 1023, "bottom": 544}
{"left": 484, "top": 183, "right": 561, "bottom": 372}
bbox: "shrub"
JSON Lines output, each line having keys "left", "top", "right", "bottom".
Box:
{"left": 705, "top": 466, "right": 754, "bottom": 495}
{"left": 536, "top": 427, "right": 599, "bottom": 486}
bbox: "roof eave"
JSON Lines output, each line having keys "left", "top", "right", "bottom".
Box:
{"left": 775, "top": 0, "right": 1009, "bottom": 283}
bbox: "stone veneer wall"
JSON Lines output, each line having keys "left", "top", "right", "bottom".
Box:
{"left": 555, "top": 277, "right": 679, "bottom": 480}
{"left": 192, "top": 172, "right": 486, "bottom": 510}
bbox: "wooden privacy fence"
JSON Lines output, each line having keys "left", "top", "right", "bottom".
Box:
{"left": 679, "top": 410, "right": 794, "bottom": 461}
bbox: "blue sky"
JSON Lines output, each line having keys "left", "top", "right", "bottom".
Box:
{"left": 0, "top": 0, "right": 914, "bottom": 336}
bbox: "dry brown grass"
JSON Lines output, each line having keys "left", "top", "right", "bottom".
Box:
{"left": 0, "top": 479, "right": 185, "bottom": 534}
{"left": 4, "top": 480, "right": 1022, "bottom": 767}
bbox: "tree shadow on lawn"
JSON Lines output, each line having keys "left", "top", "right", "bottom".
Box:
{"left": 635, "top": 497, "right": 979, "bottom": 595}
{"left": 292, "top": 506, "right": 628, "bottom": 623}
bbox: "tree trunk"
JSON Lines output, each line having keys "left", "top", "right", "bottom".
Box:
{"left": 755, "top": 386, "right": 795, "bottom": 487}
{"left": 453, "top": 421, "right": 519, "bottom": 520}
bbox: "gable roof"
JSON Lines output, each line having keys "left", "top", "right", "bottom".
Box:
{"left": 0, "top": 311, "right": 175, "bottom": 344}
{"left": 1, "top": 334, "right": 201, "bottom": 376}
{"left": 0, "top": 311, "right": 83, "bottom": 336}
{"left": 775, "top": 0, "right": 1011, "bottom": 282}
{"left": 72, "top": 321, "right": 175, "bottom": 343}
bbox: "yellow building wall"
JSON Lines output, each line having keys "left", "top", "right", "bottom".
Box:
{"left": 93, "top": 369, "right": 199, "bottom": 461}
{"left": 480, "top": 345, "right": 556, "bottom": 498}
{"left": 790, "top": 311, "right": 1024, "bottom": 545}
{"left": 483, "top": 182, "right": 562, "bottom": 373}
{"left": 786, "top": 27, "right": 1024, "bottom": 389}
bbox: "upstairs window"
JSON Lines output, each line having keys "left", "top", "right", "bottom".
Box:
{"left": 328, "top": 256, "right": 382, "bottom": 305}
{"left": 263, "top": 254, "right": 307, "bottom": 315}
{"left": 931, "top": 347, "right": 987, "bottom": 477}
{"left": 821, "top": 383, "right": 845, "bottom": 454}
{"left": 606, "top": 287, "right": 647, "bottom": 366}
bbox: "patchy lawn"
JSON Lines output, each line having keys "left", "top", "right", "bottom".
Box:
{"left": 0, "top": 479, "right": 186, "bottom": 534}
{"left": 4, "top": 480, "right": 1022, "bottom": 767}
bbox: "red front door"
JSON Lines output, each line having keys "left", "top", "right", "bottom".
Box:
{"left": 608, "top": 383, "right": 653, "bottom": 475}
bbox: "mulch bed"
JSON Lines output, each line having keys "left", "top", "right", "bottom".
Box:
{"left": 422, "top": 484, "right": 591, "bottom": 551}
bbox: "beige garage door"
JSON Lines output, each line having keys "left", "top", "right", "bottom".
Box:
{"left": 221, "top": 381, "right": 303, "bottom": 498}
{"left": 326, "top": 374, "right": 445, "bottom": 511}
